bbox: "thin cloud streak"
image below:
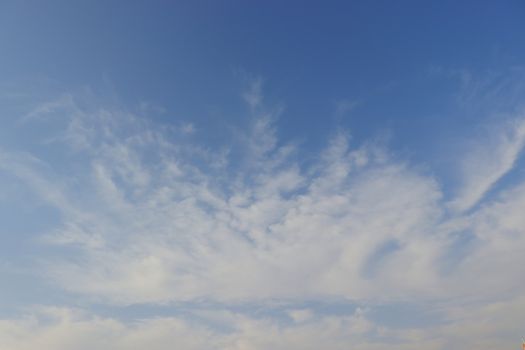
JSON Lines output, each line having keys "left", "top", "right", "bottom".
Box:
{"left": 449, "top": 115, "right": 525, "bottom": 212}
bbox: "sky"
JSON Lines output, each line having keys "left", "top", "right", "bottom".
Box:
{"left": 1, "top": 1, "right": 525, "bottom": 349}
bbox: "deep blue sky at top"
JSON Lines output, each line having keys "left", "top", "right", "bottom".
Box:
{"left": 1, "top": 0, "right": 525, "bottom": 163}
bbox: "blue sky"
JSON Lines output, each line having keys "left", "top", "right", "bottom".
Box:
{"left": 1, "top": 1, "right": 525, "bottom": 349}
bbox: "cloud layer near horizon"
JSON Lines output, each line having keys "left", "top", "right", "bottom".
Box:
{"left": 1, "top": 89, "right": 525, "bottom": 349}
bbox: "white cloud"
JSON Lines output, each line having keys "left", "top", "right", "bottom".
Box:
{"left": 449, "top": 115, "right": 525, "bottom": 212}
{"left": 242, "top": 78, "right": 263, "bottom": 110}
{"left": 2, "top": 89, "right": 525, "bottom": 349}
{"left": 33, "top": 117, "right": 445, "bottom": 303}
{"left": 4, "top": 93, "right": 525, "bottom": 304}
{"left": 288, "top": 309, "right": 314, "bottom": 323}
{"left": 1, "top": 298, "right": 524, "bottom": 350}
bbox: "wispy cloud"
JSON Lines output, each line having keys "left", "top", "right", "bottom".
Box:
{"left": 1, "top": 295, "right": 524, "bottom": 350}
{"left": 449, "top": 115, "right": 525, "bottom": 212}
{"left": 242, "top": 78, "right": 264, "bottom": 111}
{"left": 22, "top": 107, "right": 443, "bottom": 303}
{"left": 1, "top": 85, "right": 525, "bottom": 349}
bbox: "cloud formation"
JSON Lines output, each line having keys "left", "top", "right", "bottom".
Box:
{"left": 1, "top": 87, "right": 525, "bottom": 349}
{"left": 450, "top": 115, "right": 525, "bottom": 212}
{"left": 2, "top": 295, "right": 525, "bottom": 350}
